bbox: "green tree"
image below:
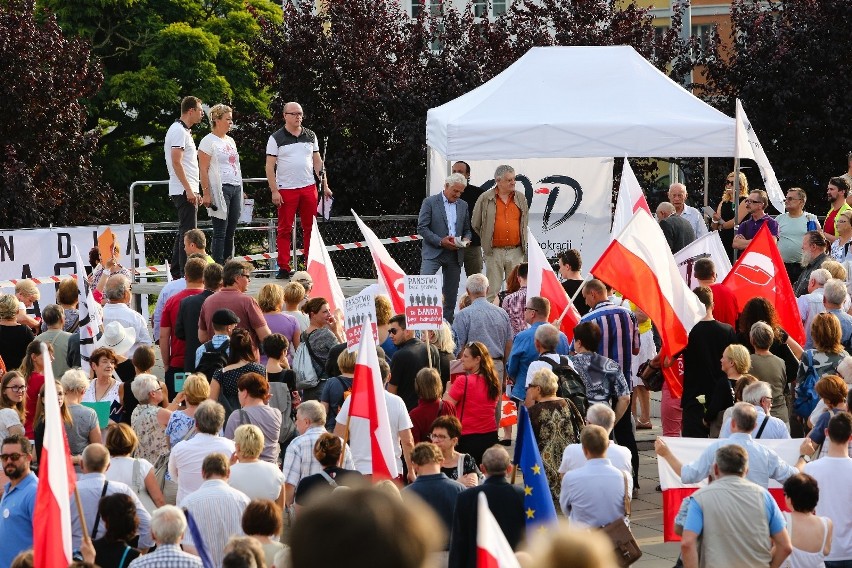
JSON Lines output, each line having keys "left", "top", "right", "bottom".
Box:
{"left": 39, "top": 0, "right": 282, "bottom": 220}
{"left": 0, "top": 0, "right": 121, "bottom": 228}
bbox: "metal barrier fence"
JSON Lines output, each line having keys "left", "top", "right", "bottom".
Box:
{"left": 138, "top": 215, "right": 421, "bottom": 279}
{"left": 129, "top": 177, "right": 421, "bottom": 280}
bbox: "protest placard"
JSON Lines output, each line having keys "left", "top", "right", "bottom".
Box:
{"left": 344, "top": 290, "right": 378, "bottom": 352}
{"left": 404, "top": 275, "right": 443, "bottom": 330}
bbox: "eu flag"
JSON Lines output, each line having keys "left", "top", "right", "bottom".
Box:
{"left": 513, "top": 405, "right": 557, "bottom": 529}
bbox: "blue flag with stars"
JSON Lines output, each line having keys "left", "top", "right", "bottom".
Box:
{"left": 513, "top": 405, "right": 558, "bottom": 529}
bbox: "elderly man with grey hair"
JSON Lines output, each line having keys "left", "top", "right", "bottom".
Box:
{"left": 284, "top": 400, "right": 354, "bottom": 507}
{"left": 72, "top": 443, "right": 154, "bottom": 552}
{"left": 452, "top": 273, "right": 514, "bottom": 377}
{"left": 128, "top": 505, "right": 202, "bottom": 567}
{"left": 799, "top": 268, "right": 831, "bottom": 349}
{"left": 668, "top": 182, "right": 707, "bottom": 239}
{"left": 168, "top": 400, "right": 236, "bottom": 505}
{"left": 720, "top": 382, "right": 790, "bottom": 439}
{"left": 418, "top": 172, "right": 472, "bottom": 322}
{"left": 657, "top": 402, "right": 802, "bottom": 489}
{"left": 471, "top": 164, "right": 529, "bottom": 302}
{"left": 656, "top": 201, "right": 696, "bottom": 253}
{"left": 823, "top": 278, "right": 852, "bottom": 350}
{"left": 558, "top": 403, "right": 632, "bottom": 476}
{"left": 101, "top": 274, "right": 152, "bottom": 357}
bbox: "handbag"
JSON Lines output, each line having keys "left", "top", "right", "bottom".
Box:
{"left": 601, "top": 471, "right": 642, "bottom": 567}
{"left": 154, "top": 425, "right": 196, "bottom": 505}
{"left": 637, "top": 360, "right": 663, "bottom": 392}
{"left": 132, "top": 458, "right": 157, "bottom": 513}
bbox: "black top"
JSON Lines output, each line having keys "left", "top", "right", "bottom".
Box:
{"left": 294, "top": 466, "right": 363, "bottom": 505}
{"left": 705, "top": 377, "right": 737, "bottom": 422}
{"left": 324, "top": 341, "right": 348, "bottom": 378}
{"left": 719, "top": 196, "right": 746, "bottom": 262}
{"left": 93, "top": 538, "right": 141, "bottom": 568}
{"left": 0, "top": 324, "right": 35, "bottom": 370}
{"left": 116, "top": 359, "right": 139, "bottom": 426}
{"left": 270, "top": 126, "right": 317, "bottom": 150}
{"left": 460, "top": 183, "right": 485, "bottom": 246}
{"left": 561, "top": 280, "right": 590, "bottom": 316}
{"left": 682, "top": 320, "right": 737, "bottom": 406}
{"left": 175, "top": 289, "right": 215, "bottom": 372}
{"left": 389, "top": 338, "right": 440, "bottom": 411}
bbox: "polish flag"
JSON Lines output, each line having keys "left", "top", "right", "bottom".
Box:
{"left": 353, "top": 210, "right": 407, "bottom": 314}
{"left": 349, "top": 321, "right": 399, "bottom": 480}
{"left": 591, "top": 211, "right": 705, "bottom": 386}
{"left": 657, "top": 437, "right": 799, "bottom": 541}
{"left": 526, "top": 229, "right": 580, "bottom": 340}
{"left": 476, "top": 493, "right": 521, "bottom": 568}
{"left": 306, "top": 216, "right": 346, "bottom": 314}
{"left": 611, "top": 158, "right": 651, "bottom": 240}
{"left": 722, "top": 224, "right": 805, "bottom": 345}
{"left": 34, "top": 343, "right": 76, "bottom": 568}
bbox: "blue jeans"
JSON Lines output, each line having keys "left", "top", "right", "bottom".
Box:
{"left": 211, "top": 184, "right": 242, "bottom": 265}
{"left": 825, "top": 561, "right": 852, "bottom": 568}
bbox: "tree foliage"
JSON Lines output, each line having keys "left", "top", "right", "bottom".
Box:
{"left": 246, "top": 0, "right": 694, "bottom": 215}
{"left": 39, "top": 0, "right": 282, "bottom": 220}
{"left": 699, "top": 0, "right": 852, "bottom": 203}
{"left": 0, "top": 0, "right": 122, "bottom": 228}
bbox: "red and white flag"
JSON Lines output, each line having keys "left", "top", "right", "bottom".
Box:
{"left": 657, "top": 437, "right": 799, "bottom": 542}
{"left": 349, "top": 321, "right": 399, "bottom": 480}
{"left": 353, "top": 210, "right": 407, "bottom": 315}
{"left": 721, "top": 224, "right": 805, "bottom": 345}
{"left": 526, "top": 229, "right": 580, "bottom": 340}
{"left": 611, "top": 158, "right": 651, "bottom": 240}
{"left": 34, "top": 343, "right": 76, "bottom": 568}
{"left": 306, "top": 216, "right": 346, "bottom": 314}
{"left": 476, "top": 493, "right": 521, "bottom": 568}
{"left": 591, "top": 210, "right": 705, "bottom": 373}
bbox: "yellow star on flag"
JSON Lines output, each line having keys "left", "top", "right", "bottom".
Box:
{"left": 531, "top": 464, "right": 541, "bottom": 475}
{"left": 524, "top": 485, "right": 533, "bottom": 496}
{"left": 526, "top": 508, "right": 536, "bottom": 519}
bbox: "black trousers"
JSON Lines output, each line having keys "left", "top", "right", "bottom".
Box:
{"left": 681, "top": 402, "right": 710, "bottom": 438}
{"left": 170, "top": 193, "right": 198, "bottom": 278}
{"left": 613, "top": 400, "right": 640, "bottom": 488}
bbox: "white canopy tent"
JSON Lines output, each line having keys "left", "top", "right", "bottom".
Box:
{"left": 426, "top": 45, "right": 738, "bottom": 168}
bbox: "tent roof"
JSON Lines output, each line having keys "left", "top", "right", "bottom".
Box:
{"left": 426, "top": 46, "right": 736, "bottom": 160}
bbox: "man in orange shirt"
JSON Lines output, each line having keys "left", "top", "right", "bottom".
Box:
{"left": 471, "top": 165, "right": 529, "bottom": 302}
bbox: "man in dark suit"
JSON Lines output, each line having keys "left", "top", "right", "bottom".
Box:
{"left": 418, "top": 173, "right": 472, "bottom": 322}
{"left": 657, "top": 201, "right": 696, "bottom": 253}
{"left": 452, "top": 161, "right": 485, "bottom": 277}
{"left": 448, "top": 446, "right": 525, "bottom": 568}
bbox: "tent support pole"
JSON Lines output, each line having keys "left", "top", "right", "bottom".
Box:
{"left": 703, "top": 157, "right": 709, "bottom": 209}
{"left": 425, "top": 150, "right": 431, "bottom": 198}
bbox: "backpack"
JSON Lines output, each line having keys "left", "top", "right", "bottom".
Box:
{"left": 540, "top": 354, "right": 588, "bottom": 415}
{"left": 196, "top": 339, "right": 230, "bottom": 381}
{"left": 794, "top": 350, "right": 821, "bottom": 419}
{"left": 293, "top": 332, "right": 324, "bottom": 391}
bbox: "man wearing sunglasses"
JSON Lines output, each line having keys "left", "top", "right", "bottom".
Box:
{"left": 733, "top": 190, "right": 779, "bottom": 251}
{"left": 0, "top": 435, "right": 38, "bottom": 567}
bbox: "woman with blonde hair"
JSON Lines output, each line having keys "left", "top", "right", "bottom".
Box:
{"left": 104, "top": 422, "right": 166, "bottom": 512}
{"left": 199, "top": 103, "right": 243, "bottom": 265}
{"left": 229, "top": 424, "right": 286, "bottom": 507}
{"left": 831, "top": 209, "right": 852, "bottom": 263}
{"left": 712, "top": 171, "right": 749, "bottom": 261}
{"left": 60, "top": 369, "right": 102, "bottom": 465}
{"left": 426, "top": 321, "right": 454, "bottom": 387}
{"left": 0, "top": 293, "right": 35, "bottom": 373}
{"left": 443, "top": 341, "right": 500, "bottom": 464}
{"left": 165, "top": 373, "right": 209, "bottom": 445}
{"left": 130, "top": 373, "right": 175, "bottom": 464}
{"left": 705, "top": 344, "right": 751, "bottom": 437}
{"left": 258, "top": 283, "right": 300, "bottom": 365}
{"left": 33, "top": 380, "right": 74, "bottom": 464}
{"left": 283, "top": 282, "right": 309, "bottom": 331}
{"left": 375, "top": 294, "right": 396, "bottom": 358}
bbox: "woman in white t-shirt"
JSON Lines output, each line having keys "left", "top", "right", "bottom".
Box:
{"left": 229, "top": 424, "right": 285, "bottom": 507}
{"left": 199, "top": 104, "right": 243, "bottom": 265}
{"left": 104, "top": 423, "right": 166, "bottom": 513}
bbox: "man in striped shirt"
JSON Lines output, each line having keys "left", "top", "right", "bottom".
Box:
{"left": 577, "top": 278, "right": 641, "bottom": 494}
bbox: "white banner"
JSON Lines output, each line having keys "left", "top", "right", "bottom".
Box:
{"left": 0, "top": 225, "right": 145, "bottom": 314}
{"left": 429, "top": 156, "right": 614, "bottom": 265}
{"left": 673, "top": 231, "right": 733, "bottom": 288}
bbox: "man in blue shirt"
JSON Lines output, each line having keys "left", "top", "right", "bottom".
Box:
{"left": 507, "top": 297, "right": 569, "bottom": 403}
{"left": 0, "top": 434, "right": 38, "bottom": 567}
{"left": 403, "top": 442, "right": 464, "bottom": 549}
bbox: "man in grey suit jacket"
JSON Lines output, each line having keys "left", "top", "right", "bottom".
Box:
{"left": 418, "top": 173, "right": 472, "bottom": 322}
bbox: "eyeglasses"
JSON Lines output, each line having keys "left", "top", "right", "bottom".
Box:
{"left": 388, "top": 328, "right": 399, "bottom": 335}
{"left": 285, "top": 112, "right": 304, "bottom": 117}
{"left": 784, "top": 197, "right": 801, "bottom": 202}
{"left": 524, "top": 307, "right": 537, "bottom": 313}
{"left": 725, "top": 180, "right": 734, "bottom": 186}
{"left": 744, "top": 199, "right": 762, "bottom": 205}
{"left": 429, "top": 434, "right": 450, "bottom": 440}
{"left": 0, "top": 453, "right": 23, "bottom": 462}
{"left": 4, "top": 385, "right": 25, "bottom": 393}
{"left": 241, "top": 273, "right": 252, "bottom": 280}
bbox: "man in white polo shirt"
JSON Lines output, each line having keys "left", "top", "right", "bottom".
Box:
{"left": 164, "top": 96, "right": 204, "bottom": 280}
{"left": 265, "top": 101, "right": 332, "bottom": 279}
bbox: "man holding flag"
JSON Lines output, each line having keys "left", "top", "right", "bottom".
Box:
{"left": 0, "top": 434, "right": 38, "bottom": 567}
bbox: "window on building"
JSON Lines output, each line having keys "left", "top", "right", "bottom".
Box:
{"left": 493, "top": 0, "right": 507, "bottom": 15}
{"left": 412, "top": 0, "right": 442, "bottom": 17}
{"left": 472, "top": 0, "right": 488, "bottom": 17}
{"left": 691, "top": 24, "right": 715, "bottom": 57}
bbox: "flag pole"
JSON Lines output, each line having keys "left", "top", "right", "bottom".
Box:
{"left": 554, "top": 275, "right": 591, "bottom": 327}
{"left": 339, "top": 414, "right": 351, "bottom": 468}
{"left": 73, "top": 487, "right": 92, "bottom": 546}
{"left": 732, "top": 99, "right": 743, "bottom": 263}
{"left": 425, "top": 331, "right": 433, "bottom": 368}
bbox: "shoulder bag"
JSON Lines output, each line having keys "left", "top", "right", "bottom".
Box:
{"left": 154, "top": 425, "right": 196, "bottom": 505}
{"left": 601, "top": 471, "right": 642, "bottom": 567}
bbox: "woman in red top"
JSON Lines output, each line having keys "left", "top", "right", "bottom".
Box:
{"left": 444, "top": 341, "right": 500, "bottom": 464}
{"left": 409, "top": 368, "right": 456, "bottom": 442}
{"left": 20, "top": 339, "right": 53, "bottom": 438}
